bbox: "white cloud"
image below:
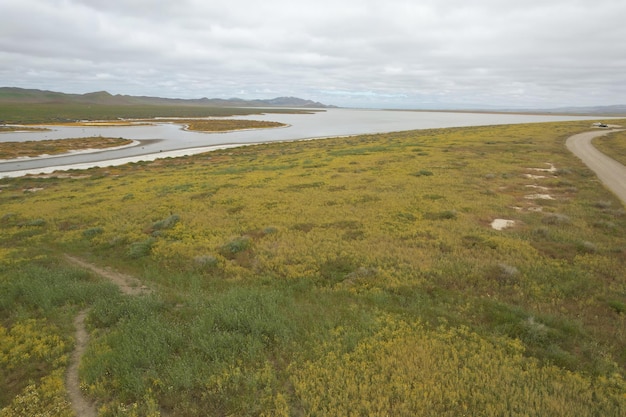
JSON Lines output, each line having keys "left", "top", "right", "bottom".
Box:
{"left": 1, "top": 0, "right": 625, "bottom": 108}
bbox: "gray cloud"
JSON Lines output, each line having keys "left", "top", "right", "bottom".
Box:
{"left": 1, "top": 0, "right": 625, "bottom": 108}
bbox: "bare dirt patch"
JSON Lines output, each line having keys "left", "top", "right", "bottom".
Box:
{"left": 528, "top": 163, "right": 557, "bottom": 173}
{"left": 525, "top": 194, "right": 555, "bottom": 200}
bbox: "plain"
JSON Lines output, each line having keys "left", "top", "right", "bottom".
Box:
{"left": 1, "top": 119, "right": 626, "bottom": 416}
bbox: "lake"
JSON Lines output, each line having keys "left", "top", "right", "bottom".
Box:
{"left": 0, "top": 108, "right": 609, "bottom": 177}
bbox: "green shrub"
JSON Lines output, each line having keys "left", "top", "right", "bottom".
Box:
{"left": 82, "top": 227, "right": 104, "bottom": 238}
{"left": 424, "top": 210, "right": 457, "bottom": 220}
{"left": 151, "top": 214, "right": 180, "bottom": 231}
{"left": 219, "top": 237, "right": 252, "bottom": 259}
{"left": 128, "top": 237, "right": 155, "bottom": 259}
{"left": 607, "top": 300, "right": 626, "bottom": 314}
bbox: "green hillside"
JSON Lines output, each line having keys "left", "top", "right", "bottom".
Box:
{"left": 0, "top": 87, "right": 331, "bottom": 124}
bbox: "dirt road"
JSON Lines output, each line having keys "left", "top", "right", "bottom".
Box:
{"left": 566, "top": 129, "right": 626, "bottom": 205}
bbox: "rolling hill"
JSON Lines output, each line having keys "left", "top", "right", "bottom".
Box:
{"left": 0, "top": 87, "right": 335, "bottom": 108}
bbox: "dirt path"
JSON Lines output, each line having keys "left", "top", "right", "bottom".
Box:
{"left": 64, "top": 254, "right": 151, "bottom": 296}
{"left": 566, "top": 129, "right": 626, "bottom": 205}
{"left": 64, "top": 255, "right": 152, "bottom": 416}
{"left": 66, "top": 310, "right": 97, "bottom": 417}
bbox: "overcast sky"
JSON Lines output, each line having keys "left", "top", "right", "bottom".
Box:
{"left": 1, "top": 0, "right": 624, "bottom": 109}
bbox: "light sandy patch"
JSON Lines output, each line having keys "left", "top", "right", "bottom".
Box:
{"left": 523, "top": 174, "right": 548, "bottom": 179}
{"left": 528, "top": 163, "right": 557, "bottom": 173}
{"left": 24, "top": 187, "right": 44, "bottom": 192}
{"left": 525, "top": 185, "right": 550, "bottom": 191}
{"left": 510, "top": 205, "right": 543, "bottom": 212}
{"left": 491, "top": 219, "right": 516, "bottom": 230}
{"left": 525, "top": 194, "right": 554, "bottom": 200}
{"left": 34, "top": 173, "right": 91, "bottom": 179}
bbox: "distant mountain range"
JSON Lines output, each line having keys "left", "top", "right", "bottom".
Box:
{"left": 529, "top": 104, "right": 626, "bottom": 116}
{"left": 1, "top": 87, "right": 624, "bottom": 115}
{"left": 0, "top": 87, "right": 336, "bottom": 108}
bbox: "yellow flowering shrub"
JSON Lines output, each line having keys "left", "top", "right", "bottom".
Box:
{"left": 0, "top": 370, "right": 73, "bottom": 417}
{"left": 0, "top": 319, "right": 67, "bottom": 371}
{"left": 289, "top": 316, "right": 626, "bottom": 416}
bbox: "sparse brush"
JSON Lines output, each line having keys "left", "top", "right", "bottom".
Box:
{"left": 542, "top": 213, "right": 571, "bottom": 225}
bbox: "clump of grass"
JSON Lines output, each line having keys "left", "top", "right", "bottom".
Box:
{"left": 542, "top": 213, "right": 571, "bottom": 225}
{"left": 495, "top": 263, "right": 519, "bottom": 285}
{"left": 194, "top": 255, "right": 219, "bottom": 269}
{"left": 219, "top": 237, "right": 253, "bottom": 259}
{"left": 607, "top": 300, "right": 626, "bottom": 314}
{"left": 410, "top": 169, "right": 433, "bottom": 177}
{"left": 128, "top": 237, "right": 156, "bottom": 259}
{"left": 262, "top": 226, "right": 278, "bottom": 235}
{"left": 532, "top": 227, "right": 550, "bottom": 239}
{"left": 594, "top": 200, "right": 612, "bottom": 209}
{"left": 284, "top": 181, "right": 325, "bottom": 191}
{"left": 318, "top": 257, "right": 356, "bottom": 285}
{"left": 577, "top": 241, "right": 598, "bottom": 253}
{"left": 0, "top": 262, "right": 118, "bottom": 316}
{"left": 593, "top": 220, "right": 616, "bottom": 230}
{"left": 150, "top": 214, "right": 180, "bottom": 234}
{"left": 82, "top": 227, "right": 104, "bottom": 239}
{"left": 291, "top": 223, "right": 316, "bottom": 232}
{"left": 424, "top": 210, "right": 457, "bottom": 220}
{"left": 555, "top": 168, "right": 573, "bottom": 176}
{"left": 22, "top": 218, "right": 46, "bottom": 227}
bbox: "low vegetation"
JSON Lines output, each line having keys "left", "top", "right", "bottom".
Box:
{"left": 594, "top": 128, "right": 626, "bottom": 166}
{"left": 0, "top": 103, "right": 314, "bottom": 124}
{"left": 1, "top": 119, "right": 626, "bottom": 416}
{"left": 183, "top": 119, "right": 285, "bottom": 132}
{"left": 0, "top": 126, "right": 49, "bottom": 132}
{"left": 0, "top": 137, "right": 133, "bottom": 159}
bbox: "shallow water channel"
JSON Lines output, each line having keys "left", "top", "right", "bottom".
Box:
{"left": 0, "top": 108, "right": 607, "bottom": 177}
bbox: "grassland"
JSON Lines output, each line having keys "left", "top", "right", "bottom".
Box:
{"left": 594, "top": 129, "right": 626, "bottom": 166}
{"left": 0, "top": 126, "right": 49, "bottom": 132}
{"left": 170, "top": 119, "right": 285, "bottom": 132}
{"left": 1, "top": 120, "right": 626, "bottom": 416}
